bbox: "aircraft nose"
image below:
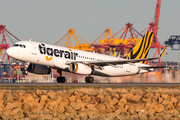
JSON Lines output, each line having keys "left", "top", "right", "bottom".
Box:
{"left": 6, "top": 47, "right": 13, "bottom": 57}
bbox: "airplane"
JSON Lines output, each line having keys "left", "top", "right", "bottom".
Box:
{"left": 6, "top": 31, "right": 167, "bottom": 83}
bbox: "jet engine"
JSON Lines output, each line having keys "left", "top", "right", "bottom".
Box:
{"left": 69, "top": 62, "right": 92, "bottom": 75}
{"left": 27, "top": 63, "right": 51, "bottom": 74}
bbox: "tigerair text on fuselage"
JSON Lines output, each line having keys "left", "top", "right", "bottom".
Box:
{"left": 38, "top": 43, "right": 78, "bottom": 60}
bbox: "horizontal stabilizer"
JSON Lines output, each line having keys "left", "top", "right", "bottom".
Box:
{"left": 138, "top": 65, "right": 169, "bottom": 70}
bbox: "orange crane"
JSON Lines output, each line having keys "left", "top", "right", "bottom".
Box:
{"left": 91, "top": 28, "right": 121, "bottom": 56}
{"left": 92, "top": 27, "right": 141, "bottom": 57}
{"left": 54, "top": 28, "right": 94, "bottom": 52}
{"left": 92, "top": 28, "right": 121, "bottom": 45}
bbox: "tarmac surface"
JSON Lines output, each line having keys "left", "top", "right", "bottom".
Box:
{"left": 0, "top": 83, "right": 180, "bottom": 87}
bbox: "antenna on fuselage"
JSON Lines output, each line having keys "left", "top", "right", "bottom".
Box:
{"left": 29, "top": 39, "right": 32, "bottom": 41}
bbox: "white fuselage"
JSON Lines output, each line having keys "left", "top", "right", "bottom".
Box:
{"left": 7, "top": 41, "right": 149, "bottom": 77}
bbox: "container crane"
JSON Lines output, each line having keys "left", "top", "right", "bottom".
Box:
{"left": 0, "top": 24, "right": 26, "bottom": 82}
{"left": 0, "top": 24, "right": 21, "bottom": 60}
{"left": 112, "top": 23, "right": 142, "bottom": 57}
{"left": 92, "top": 0, "right": 164, "bottom": 72}
{"left": 164, "top": 35, "right": 180, "bottom": 50}
{"left": 164, "top": 35, "right": 180, "bottom": 80}
{"left": 91, "top": 28, "right": 121, "bottom": 56}
{"left": 149, "top": 0, "right": 164, "bottom": 72}
{"left": 54, "top": 28, "right": 94, "bottom": 52}
{"left": 92, "top": 23, "right": 142, "bottom": 58}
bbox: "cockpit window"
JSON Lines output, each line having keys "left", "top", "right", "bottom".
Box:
{"left": 13, "top": 44, "right": 26, "bottom": 48}
{"left": 14, "top": 44, "right": 19, "bottom": 47}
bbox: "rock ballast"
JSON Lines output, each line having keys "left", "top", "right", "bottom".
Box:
{"left": 0, "top": 88, "right": 180, "bottom": 120}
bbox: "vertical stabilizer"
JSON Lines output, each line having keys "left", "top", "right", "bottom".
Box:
{"left": 126, "top": 31, "right": 154, "bottom": 63}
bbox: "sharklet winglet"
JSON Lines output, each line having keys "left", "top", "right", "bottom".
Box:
{"left": 159, "top": 46, "right": 167, "bottom": 58}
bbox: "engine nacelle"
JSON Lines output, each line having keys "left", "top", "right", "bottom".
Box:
{"left": 69, "top": 62, "right": 92, "bottom": 75}
{"left": 27, "top": 63, "right": 51, "bottom": 74}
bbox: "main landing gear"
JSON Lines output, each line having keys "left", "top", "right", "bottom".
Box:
{"left": 85, "top": 76, "right": 94, "bottom": 83}
{"left": 57, "top": 70, "right": 65, "bottom": 83}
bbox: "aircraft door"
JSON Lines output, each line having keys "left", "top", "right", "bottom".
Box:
{"left": 31, "top": 43, "right": 37, "bottom": 55}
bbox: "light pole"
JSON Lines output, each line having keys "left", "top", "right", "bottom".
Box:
{"left": 165, "top": 53, "right": 168, "bottom": 74}
{"left": 178, "top": 53, "right": 180, "bottom": 82}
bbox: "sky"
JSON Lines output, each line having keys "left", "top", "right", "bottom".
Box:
{"left": 1, "top": 0, "right": 180, "bottom": 62}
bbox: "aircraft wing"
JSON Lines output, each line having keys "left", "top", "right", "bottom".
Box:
{"left": 66, "top": 46, "right": 167, "bottom": 67}
{"left": 66, "top": 57, "right": 160, "bottom": 67}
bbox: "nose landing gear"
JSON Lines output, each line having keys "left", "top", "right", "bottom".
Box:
{"left": 57, "top": 70, "right": 65, "bottom": 83}
{"left": 57, "top": 77, "right": 65, "bottom": 83}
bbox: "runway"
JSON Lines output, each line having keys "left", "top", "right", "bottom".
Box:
{"left": 0, "top": 83, "right": 180, "bottom": 88}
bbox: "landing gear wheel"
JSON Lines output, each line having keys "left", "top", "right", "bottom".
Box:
{"left": 89, "top": 77, "right": 94, "bottom": 83}
{"left": 85, "top": 77, "right": 90, "bottom": 83}
{"left": 57, "top": 77, "right": 65, "bottom": 83}
{"left": 85, "top": 77, "right": 94, "bottom": 83}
